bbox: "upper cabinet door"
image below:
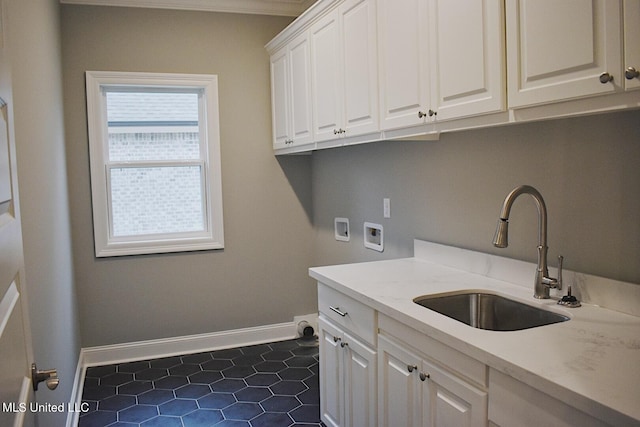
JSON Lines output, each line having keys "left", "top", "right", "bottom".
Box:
{"left": 311, "top": 10, "right": 343, "bottom": 142}
{"left": 341, "top": 0, "right": 379, "bottom": 137}
{"left": 270, "top": 48, "right": 291, "bottom": 149}
{"left": 270, "top": 33, "right": 314, "bottom": 150}
{"left": 429, "top": 0, "right": 505, "bottom": 121}
{"left": 311, "top": 0, "right": 379, "bottom": 142}
{"left": 624, "top": 0, "right": 640, "bottom": 91}
{"left": 506, "top": 0, "right": 622, "bottom": 107}
{"left": 377, "top": 0, "right": 430, "bottom": 130}
{"left": 289, "top": 33, "right": 314, "bottom": 146}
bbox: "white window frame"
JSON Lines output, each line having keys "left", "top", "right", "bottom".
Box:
{"left": 86, "top": 71, "right": 224, "bottom": 257}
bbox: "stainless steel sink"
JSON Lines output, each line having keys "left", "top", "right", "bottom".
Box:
{"left": 413, "top": 292, "right": 569, "bottom": 331}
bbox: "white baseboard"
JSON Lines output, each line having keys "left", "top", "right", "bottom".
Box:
{"left": 67, "top": 314, "right": 318, "bottom": 426}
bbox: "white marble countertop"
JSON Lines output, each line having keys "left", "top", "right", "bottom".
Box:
{"left": 309, "top": 240, "right": 640, "bottom": 426}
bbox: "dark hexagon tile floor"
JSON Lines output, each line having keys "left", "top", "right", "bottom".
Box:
{"left": 79, "top": 338, "right": 325, "bottom": 427}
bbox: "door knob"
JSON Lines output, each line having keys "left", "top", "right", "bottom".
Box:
{"left": 625, "top": 67, "right": 639, "bottom": 80}
{"left": 32, "top": 363, "right": 59, "bottom": 391}
{"left": 599, "top": 72, "right": 614, "bottom": 83}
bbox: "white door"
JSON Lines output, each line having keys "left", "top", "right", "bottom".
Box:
{"left": 318, "top": 317, "right": 344, "bottom": 427}
{"left": 270, "top": 48, "right": 291, "bottom": 149}
{"left": 311, "top": 9, "right": 343, "bottom": 141}
{"left": 624, "top": 0, "right": 640, "bottom": 91}
{"left": 341, "top": 0, "right": 379, "bottom": 137}
{"left": 377, "top": 336, "right": 422, "bottom": 427}
{"left": 0, "top": 100, "right": 35, "bottom": 425}
{"left": 421, "top": 357, "right": 487, "bottom": 427}
{"left": 506, "top": 0, "right": 622, "bottom": 107}
{"left": 342, "top": 331, "right": 376, "bottom": 427}
{"left": 289, "top": 32, "right": 314, "bottom": 146}
{"left": 377, "top": 0, "right": 430, "bottom": 130}
{"left": 429, "top": 0, "right": 505, "bottom": 120}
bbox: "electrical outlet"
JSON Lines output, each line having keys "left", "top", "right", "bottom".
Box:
{"left": 383, "top": 198, "right": 391, "bottom": 218}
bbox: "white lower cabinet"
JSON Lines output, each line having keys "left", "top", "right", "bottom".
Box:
{"left": 378, "top": 335, "right": 488, "bottom": 427}
{"left": 489, "top": 369, "right": 608, "bottom": 427}
{"left": 315, "top": 281, "right": 628, "bottom": 426}
{"left": 318, "top": 316, "right": 377, "bottom": 427}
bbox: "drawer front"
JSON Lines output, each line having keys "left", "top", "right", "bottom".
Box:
{"left": 317, "top": 282, "right": 376, "bottom": 345}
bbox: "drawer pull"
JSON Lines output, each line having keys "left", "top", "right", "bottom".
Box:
{"left": 329, "top": 306, "right": 348, "bottom": 317}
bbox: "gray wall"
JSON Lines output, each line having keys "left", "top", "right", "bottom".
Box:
{"left": 60, "top": 4, "right": 640, "bottom": 349}
{"left": 313, "top": 111, "right": 640, "bottom": 285}
{"left": 61, "top": 5, "right": 316, "bottom": 347}
{"left": 6, "top": 0, "right": 80, "bottom": 425}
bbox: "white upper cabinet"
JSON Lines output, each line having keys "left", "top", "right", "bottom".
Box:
{"left": 377, "top": 0, "right": 431, "bottom": 130}
{"left": 428, "top": 0, "right": 505, "bottom": 121}
{"left": 270, "top": 32, "right": 314, "bottom": 150}
{"left": 378, "top": 0, "right": 505, "bottom": 130}
{"left": 311, "top": 0, "right": 379, "bottom": 142}
{"left": 268, "top": 0, "right": 639, "bottom": 153}
{"left": 624, "top": 0, "right": 640, "bottom": 91}
{"left": 506, "top": 0, "right": 623, "bottom": 107}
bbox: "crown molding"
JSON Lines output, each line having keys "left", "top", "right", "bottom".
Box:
{"left": 59, "top": 0, "right": 317, "bottom": 17}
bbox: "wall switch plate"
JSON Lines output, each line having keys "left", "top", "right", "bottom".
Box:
{"left": 334, "top": 217, "right": 350, "bottom": 242}
{"left": 383, "top": 198, "right": 391, "bottom": 218}
{"left": 364, "top": 222, "right": 383, "bottom": 252}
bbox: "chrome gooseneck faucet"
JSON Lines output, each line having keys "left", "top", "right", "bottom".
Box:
{"left": 493, "top": 185, "right": 562, "bottom": 299}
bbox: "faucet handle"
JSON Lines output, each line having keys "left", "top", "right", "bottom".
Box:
{"left": 557, "top": 255, "right": 563, "bottom": 290}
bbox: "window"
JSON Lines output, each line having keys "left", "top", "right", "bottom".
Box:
{"left": 86, "top": 71, "right": 224, "bottom": 257}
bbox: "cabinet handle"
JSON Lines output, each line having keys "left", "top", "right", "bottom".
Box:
{"left": 428, "top": 109, "right": 437, "bottom": 117}
{"left": 333, "top": 336, "right": 341, "bottom": 343}
{"left": 599, "top": 72, "right": 614, "bottom": 84}
{"left": 407, "top": 365, "right": 418, "bottom": 373}
{"left": 625, "top": 67, "right": 640, "bottom": 80}
{"left": 340, "top": 341, "right": 348, "bottom": 348}
{"left": 329, "top": 306, "right": 348, "bottom": 317}
{"left": 418, "top": 111, "right": 427, "bottom": 119}
{"left": 419, "top": 372, "right": 430, "bottom": 381}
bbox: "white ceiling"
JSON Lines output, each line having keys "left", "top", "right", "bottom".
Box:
{"left": 59, "top": 0, "right": 317, "bottom": 17}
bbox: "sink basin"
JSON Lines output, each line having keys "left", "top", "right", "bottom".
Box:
{"left": 413, "top": 291, "right": 569, "bottom": 331}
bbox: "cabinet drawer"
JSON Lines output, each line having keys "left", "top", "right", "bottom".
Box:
{"left": 317, "top": 282, "right": 376, "bottom": 345}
